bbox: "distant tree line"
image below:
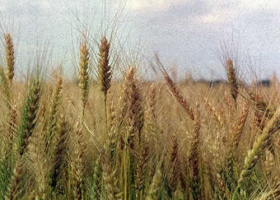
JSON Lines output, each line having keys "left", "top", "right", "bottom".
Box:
{"left": 184, "top": 78, "right": 272, "bottom": 87}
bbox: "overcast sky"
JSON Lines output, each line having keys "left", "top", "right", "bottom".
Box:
{"left": 1, "top": 0, "right": 280, "bottom": 81}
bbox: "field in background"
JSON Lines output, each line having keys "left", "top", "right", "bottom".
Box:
{"left": 0, "top": 33, "right": 280, "bottom": 200}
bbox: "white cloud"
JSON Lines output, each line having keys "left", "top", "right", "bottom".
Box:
{"left": 4, "top": 0, "right": 53, "bottom": 12}
{"left": 34, "top": 1, "right": 51, "bottom": 10}
{"left": 126, "top": 0, "right": 190, "bottom": 12}
{"left": 0, "top": 5, "right": 5, "bottom": 12}
{"left": 193, "top": 0, "right": 280, "bottom": 25}
{"left": 195, "top": 6, "right": 239, "bottom": 24}
{"left": 126, "top": 0, "right": 169, "bottom": 12}
{"left": 238, "top": 0, "right": 280, "bottom": 10}
{"left": 198, "top": 13, "right": 224, "bottom": 24}
{"left": 20, "top": 0, "right": 52, "bottom": 11}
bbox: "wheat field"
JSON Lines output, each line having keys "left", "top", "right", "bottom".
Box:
{"left": 0, "top": 32, "right": 280, "bottom": 200}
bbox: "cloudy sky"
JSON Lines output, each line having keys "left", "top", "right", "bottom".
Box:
{"left": 1, "top": 0, "right": 280, "bottom": 81}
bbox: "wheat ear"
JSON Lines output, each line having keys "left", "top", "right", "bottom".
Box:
{"left": 71, "top": 126, "right": 86, "bottom": 200}
{"left": 135, "top": 143, "right": 149, "bottom": 199}
{"left": 120, "top": 67, "right": 144, "bottom": 146}
{"left": 119, "top": 67, "right": 144, "bottom": 199}
{"left": 28, "top": 128, "right": 48, "bottom": 199}
{"left": 5, "top": 33, "right": 15, "bottom": 84}
{"left": 155, "top": 54, "right": 194, "bottom": 120}
{"left": 102, "top": 149, "right": 121, "bottom": 200}
{"left": 231, "top": 101, "right": 250, "bottom": 151}
{"left": 189, "top": 104, "right": 202, "bottom": 199}
{"left": 168, "top": 133, "right": 180, "bottom": 193}
{"left": 98, "top": 37, "right": 111, "bottom": 97}
{"left": 232, "top": 106, "right": 280, "bottom": 199}
{"left": 148, "top": 83, "right": 157, "bottom": 121}
{"left": 78, "top": 41, "right": 90, "bottom": 118}
{"left": 0, "top": 67, "right": 11, "bottom": 107}
{"left": 5, "top": 159, "right": 24, "bottom": 200}
{"left": 45, "top": 77, "right": 63, "bottom": 154}
{"left": 227, "top": 58, "right": 238, "bottom": 102}
{"left": 50, "top": 114, "right": 68, "bottom": 192}
{"left": 204, "top": 98, "right": 224, "bottom": 127}
{"left": 223, "top": 101, "right": 249, "bottom": 192}
{"left": 18, "top": 78, "right": 41, "bottom": 156}
{"left": 146, "top": 167, "right": 162, "bottom": 200}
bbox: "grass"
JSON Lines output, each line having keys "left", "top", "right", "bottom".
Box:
{"left": 0, "top": 33, "right": 280, "bottom": 200}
